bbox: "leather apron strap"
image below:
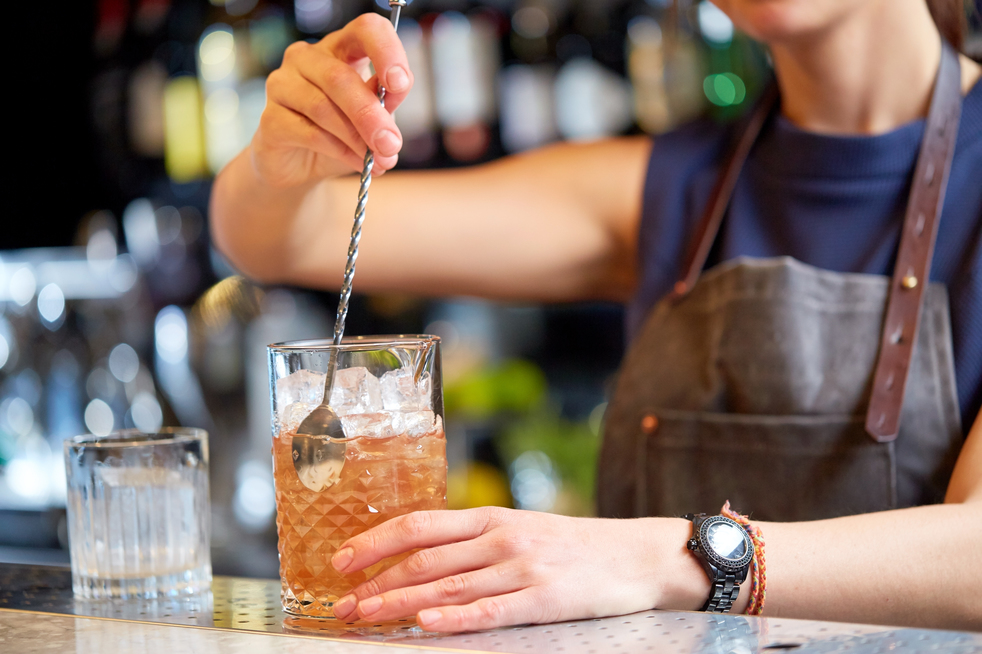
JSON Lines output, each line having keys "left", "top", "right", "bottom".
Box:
{"left": 669, "top": 82, "right": 779, "bottom": 299}
{"left": 865, "top": 43, "right": 963, "bottom": 441}
{"left": 669, "top": 42, "right": 963, "bottom": 443}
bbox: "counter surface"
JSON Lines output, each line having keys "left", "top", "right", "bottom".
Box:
{"left": 1, "top": 564, "right": 978, "bottom": 653}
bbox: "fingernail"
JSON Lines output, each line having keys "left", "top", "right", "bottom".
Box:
{"left": 418, "top": 609, "right": 441, "bottom": 627}
{"left": 333, "top": 595, "right": 356, "bottom": 619}
{"left": 332, "top": 547, "right": 354, "bottom": 572}
{"left": 358, "top": 596, "right": 383, "bottom": 616}
{"left": 387, "top": 66, "right": 409, "bottom": 92}
{"left": 374, "top": 129, "right": 401, "bottom": 156}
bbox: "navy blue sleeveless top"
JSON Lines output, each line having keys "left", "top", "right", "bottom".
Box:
{"left": 629, "top": 80, "right": 982, "bottom": 432}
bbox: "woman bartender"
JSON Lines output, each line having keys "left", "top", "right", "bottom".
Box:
{"left": 211, "top": 0, "right": 982, "bottom": 633}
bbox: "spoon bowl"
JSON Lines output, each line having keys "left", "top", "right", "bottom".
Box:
{"left": 293, "top": 350, "right": 346, "bottom": 491}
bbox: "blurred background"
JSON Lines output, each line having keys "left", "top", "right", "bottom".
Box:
{"left": 4, "top": 0, "right": 980, "bottom": 577}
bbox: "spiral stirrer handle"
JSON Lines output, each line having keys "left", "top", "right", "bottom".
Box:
{"left": 333, "top": 0, "right": 407, "bottom": 348}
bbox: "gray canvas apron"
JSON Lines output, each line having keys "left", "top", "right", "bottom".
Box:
{"left": 599, "top": 43, "right": 965, "bottom": 522}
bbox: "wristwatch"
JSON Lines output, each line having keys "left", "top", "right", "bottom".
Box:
{"left": 683, "top": 513, "right": 755, "bottom": 613}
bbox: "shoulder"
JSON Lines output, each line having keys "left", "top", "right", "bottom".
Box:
{"left": 956, "top": 74, "right": 982, "bottom": 152}
{"left": 649, "top": 118, "right": 733, "bottom": 171}
{"left": 642, "top": 118, "right": 737, "bottom": 209}
{"left": 945, "top": 76, "right": 982, "bottom": 232}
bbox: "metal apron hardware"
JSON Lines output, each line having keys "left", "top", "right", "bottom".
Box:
{"left": 599, "top": 43, "right": 964, "bottom": 522}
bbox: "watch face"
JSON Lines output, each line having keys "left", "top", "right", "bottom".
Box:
{"left": 706, "top": 521, "right": 748, "bottom": 561}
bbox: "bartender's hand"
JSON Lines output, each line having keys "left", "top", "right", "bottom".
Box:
{"left": 329, "top": 508, "right": 705, "bottom": 632}
{"left": 253, "top": 14, "right": 412, "bottom": 188}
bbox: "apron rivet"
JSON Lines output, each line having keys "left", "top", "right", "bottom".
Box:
{"left": 901, "top": 275, "right": 918, "bottom": 290}
{"left": 641, "top": 414, "right": 659, "bottom": 434}
{"left": 914, "top": 213, "right": 926, "bottom": 235}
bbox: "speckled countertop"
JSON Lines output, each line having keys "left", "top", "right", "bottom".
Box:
{"left": 0, "top": 564, "right": 979, "bottom": 654}
{"left": 0, "top": 611, "right": 446, "bottom": 654}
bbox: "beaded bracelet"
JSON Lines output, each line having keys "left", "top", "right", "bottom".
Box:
{"left": 721, "top": 501, "right": 767, "bottom": 616}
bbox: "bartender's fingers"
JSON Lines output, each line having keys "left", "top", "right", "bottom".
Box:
{"left": 333, "top": 537, "right": 499, "bottom": 619}
{"left": 257, "top": 102, "right": 397, "bottom": 178}
{"left": 267, "top": 68, "right": 366, "bottom": 158}
{"left": 283, "top": 42, "right": 404, "bottom": 158}
{"left": 350, "top": 564, "right": 523, "bottom": 623}
{"left": 333, "top": 508, "right": 502, "bottom": 574}
{"left": 322, "top": 12, "right": 414, "bottom": 110}
{"left": 416, "top": 589, "right": 554, "bottom": 633}
{"left": 253, "top": 103, "right": 361, "bottom": 172}
{"left": 253, "top": 103, "right": 364, "bottom": 181}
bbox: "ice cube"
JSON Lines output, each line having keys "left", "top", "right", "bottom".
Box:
{"left": 417, "top": 372, "right": 432, "bottom": 410}
{"left": 330, "top": 367, "right": 383, "bottom": 416}
{"left": 298, "top": 457, "right": 343, "bottom": 492}
{"left": 391, "top": 410, "right": 438, "bottom": 437}
{"left": 341, "top": 412, "right": 396, "bottom": 439}
{"left": 276, "top": 369, "right": 327, "bottom": 409}
{"left": 380, "top": 368, "right": 421, "bottom": 411}
{"left": 380, "top": 369, "right": 433, "bottom": 411}
{"left": 279, "top": 402, "right": 317, "bottom": 435}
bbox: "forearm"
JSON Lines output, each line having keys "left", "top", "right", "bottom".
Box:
{"left": 209, "top": 148, "right": 324, "bottom": 284}
{"left": 651, "top": 502, "right": 981, "bottom": 630}
{"left": 758, "top": 502, "right": 982, "bottom": 629}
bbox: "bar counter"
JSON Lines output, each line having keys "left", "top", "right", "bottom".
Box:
{"left": 1, "top": 564, "right": 978, "bottom": 653}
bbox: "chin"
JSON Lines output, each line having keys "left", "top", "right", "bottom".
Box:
{"left": 709, "top": 0, "right": 860, "bottom": 44}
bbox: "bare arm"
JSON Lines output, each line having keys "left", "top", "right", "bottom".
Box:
{"left": 329, "top": 407, "right": 982, "bottom": 632}
{"left": 752, "top": 407, "right": 982, "bottom": 628}
{"left": 210, "top": 14, "right": 649, "bottom": 303}
{"left": 213, "top": 139, "right": 648, "bottom": 302}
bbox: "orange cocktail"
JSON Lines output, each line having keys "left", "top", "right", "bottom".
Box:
{"left": 268, "top": 336, "right": 447, "bottom": 618}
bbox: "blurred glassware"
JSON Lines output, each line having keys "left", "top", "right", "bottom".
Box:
{"left": 0, "top": 227, "right": 163, "bottom": 514}
{"left": 395, "top": 18, "right": 439, "bottom": 164}
{"left": 498, "top": 64, "right": 557, "bottom": 152}
{"left": 64, "top": 427, "right": 212, "bottom": 599}
{"left": 554, "top": 57, "right": 633, "bottom": 141}
{"left": 163, "top": 76, "right": 208, "bottom": 182}
{"left": 430, "top": 11, "right": 499, "bottom": 160}
{"left": 628, "top": 16, "right": 672, "bottom": 134}
{"left": 198, "top": 25, "right": 242, "bottom": 174}
{"left": 128, "top": 61, "right": 168, "bottom": 157}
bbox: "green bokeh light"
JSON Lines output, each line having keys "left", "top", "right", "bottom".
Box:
{"left": 704, "top": 73, "right": 747, "bottom": 107}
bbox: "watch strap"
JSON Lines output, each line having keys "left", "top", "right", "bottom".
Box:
{"left": 702, "top": 571, "right": 741, "bottom": 613}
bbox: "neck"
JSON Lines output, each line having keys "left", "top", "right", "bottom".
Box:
{"left": 770, "top": 0, "right": 942, "bottom": 135}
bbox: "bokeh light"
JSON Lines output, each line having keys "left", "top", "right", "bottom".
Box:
{"left": 130, "top": 391, "right": 163, "bottom": 433}
{"left": 108, "top": 343, "right": 140, "bottom": 383}
{"left": 37, "top": 283, "right": 66, "bottom": 325}
{"left": 698, "top": 0, "right": 734, "bottom": 45}
{"left": 156, "top": 306, "right": 189, "bottom": 364}
{"left": 295, "top": 0, "right": 333, "bottom": 34}
{"left": 9, "top": 267, "right": 37, "bottom": 306}
{"left": 198, "top": 26, "right": 236, "bottom": 83}
{"left": 704, "top": 73, "right": 746, "bottom": 106}
{"left": 84, "top": 398, "right": 115, "bottom": 436}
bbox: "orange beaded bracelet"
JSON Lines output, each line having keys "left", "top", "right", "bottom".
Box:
{"left": 721, "top": 501, "right": 767, "bottom": 616}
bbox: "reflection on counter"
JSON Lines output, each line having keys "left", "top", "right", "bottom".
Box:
{"left": 3, "top": 563, "right": 981, "bottom": 654}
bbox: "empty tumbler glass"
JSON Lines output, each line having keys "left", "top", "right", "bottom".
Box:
{"left": 64, "top": 428, "right": 212, "bottom": 599}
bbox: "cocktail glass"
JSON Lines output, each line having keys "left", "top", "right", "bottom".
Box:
{"left": 268, "top": 335, "right": 447, "bottom": 618}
